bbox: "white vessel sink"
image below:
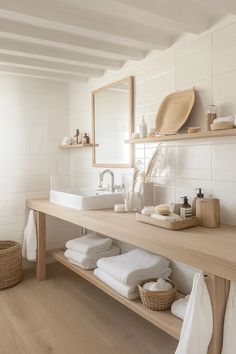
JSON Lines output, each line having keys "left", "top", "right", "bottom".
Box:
{"left": 50, "top": 188, "right": 124, "bottom": 210}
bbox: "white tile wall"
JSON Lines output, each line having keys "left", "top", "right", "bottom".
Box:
{"left": 68, "top": 17, "right": 236, "bottom": 293}
{"left": 2, "top": 18, "right": 236, "bottom": 289}
{"left": 0, "top": 75, "right": 71, "bottom": 249}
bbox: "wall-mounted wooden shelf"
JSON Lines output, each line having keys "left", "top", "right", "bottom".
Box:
{"left": 125, "top": 128, "right": 236, "bottom": 144}
{"left": 52, "top": 249, "right": 183, "bottom": 340}
{"left": 59, "top": 143, "right": 97, "bottom": 149}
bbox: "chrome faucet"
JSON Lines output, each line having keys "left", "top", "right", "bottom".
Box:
{"left": 99, "top": 169, "right": 115, "bottom": 192}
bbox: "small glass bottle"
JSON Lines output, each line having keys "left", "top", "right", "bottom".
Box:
{"left": 139, "top": 115, "right": 148, "bottom": 138}
{"left": 82, "top": 133, "right": 90, "bottom": 144}
{"left": 73, "top": 129, "right": 80, "bottom": 144}
{"left": 206, "top": 105, "right": 217, "bottom": 131}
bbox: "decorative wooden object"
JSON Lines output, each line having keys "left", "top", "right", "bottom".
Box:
{"left": 156, "top": 88, "right": 195, "bottom": 135}
{"left": 136, "top": 213, "right": 198, "bottom": 230}
{"left": 125, "top": 128, "right": 236, "bottom": 144}
{"left": 196, "top": 198, "right": 220, "bottom": 228}
{"left": 210, "top": 122, "right": 234, "bottom": 131}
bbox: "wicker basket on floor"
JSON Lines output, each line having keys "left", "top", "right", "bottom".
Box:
{"left": 138, "top": 278, "right": 177, "bottom": 311}
{"left": 0, "top": 241, "right": 22, "bottom": 290}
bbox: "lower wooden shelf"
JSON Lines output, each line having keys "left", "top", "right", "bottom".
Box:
{"left": 52, "top": 249, "right": 183, "bottom": 340}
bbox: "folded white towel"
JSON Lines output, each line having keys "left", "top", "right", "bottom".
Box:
{"left": 97, "top": 248, "right": 170, "bottom": 287}
{"left": 221, "top": 282, "right": 236, "bottom": 354}
{"left": 64, "top": 245, "right": 120, "bottom": 270}
{"left": 66, "top": 233, "right": 112, "bottom": 255}
{"left": 143, "top": 278, "right": 172, "bottom": 291}
{"left": 175, "top": 273, "right": 213, "bottom": 354}
{"left": 22, "top": 210, "right": 37, "bottom": 262}
{"left": 151, "top": 213, "right": 182, "bottom": 221}
{"left": 171, "top": 295, "right": 190, "bottom": 320}
{"left": 214, "top": 116, "right": 234, "bottom": 124}
{"left": 94, "top": 268, "right": 139, "bottom": 299}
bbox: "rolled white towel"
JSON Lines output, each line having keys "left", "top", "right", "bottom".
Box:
{"left": 94, "top": 268, "right": 139, "bottom": 300}
{"left": 97, "top": 248, "right": 170, "bottom": 287}
{"left": 64, "top": 245, "right": 120, "bottom": 270}
{"left": 143, "top": 278, "right": 172, "bottom": 291}
{"left": 171, "top": 295, "right": 190, "bottom": 320}
{"left": 213, "top": 116, "right": 234, "bottom": 124}
{"left": 66, "top": 233, "right": 112, "bottom": 255}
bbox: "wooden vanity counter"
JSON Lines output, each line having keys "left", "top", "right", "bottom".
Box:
{"left": 27, "top": 198, "right": 236, "bottom": 283}
{"left": 27, "top": 199, "right": 235, "bottom": 353}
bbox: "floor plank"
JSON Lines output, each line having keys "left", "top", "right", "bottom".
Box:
{"left": 0, "top": 263, "right": 178, "bottom": 354}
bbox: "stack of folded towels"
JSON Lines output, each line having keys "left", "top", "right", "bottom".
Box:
{"left": 94, "top": 248, "right": 171, "bottom": 300}
{"left": 64, "top": 233, "right": 120, "bottom": 269}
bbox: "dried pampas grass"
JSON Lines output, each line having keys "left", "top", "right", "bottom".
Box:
{"left": 145, "top": 144, "right": 162, "bottom": 183}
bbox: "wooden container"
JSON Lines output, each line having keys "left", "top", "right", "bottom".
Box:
{"left": 0, "top": 241, "right": 22, "bottom": 289}
{"left": 136, "top": 213, "right": 198, "bottom": 230}
{"left": 188, "top": 127, "right": 201, "bottom": 134}
{"left": 196, "top": 198, "right": 220, "bottom": 228}
{"left": 210, "top": 122, "right": 234, "bottom": 131}
{"left": 139, "top": 278, "right": 177, "bottom": 311}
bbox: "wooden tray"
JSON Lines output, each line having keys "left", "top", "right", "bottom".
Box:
{"left": 136, "top": 213, "right": 198, "bottom": 230}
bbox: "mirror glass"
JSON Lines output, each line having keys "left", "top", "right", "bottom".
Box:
{"left": 92, "top": 77, "right": 134, "bottom": 167}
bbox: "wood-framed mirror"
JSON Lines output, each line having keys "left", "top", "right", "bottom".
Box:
{"left": 92, "top": 76, "right": 134, "bottom": 168}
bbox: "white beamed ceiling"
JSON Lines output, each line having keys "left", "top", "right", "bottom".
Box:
{"left": 0, "top": 0, "right": 233, "bottom": 82}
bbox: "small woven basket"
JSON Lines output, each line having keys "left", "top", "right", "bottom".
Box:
{"left": 138, "top": 278, "right": 177, "bottom": 311}
{"left": 0, "top": 241, "right": 22, "bottom": 290}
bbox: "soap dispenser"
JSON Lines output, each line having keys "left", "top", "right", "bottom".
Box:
{"left": 192, "top": 188, "right": 204, "bottom": 216}
{"left": 180, "top": 196, "right": 192, "bottom": 219}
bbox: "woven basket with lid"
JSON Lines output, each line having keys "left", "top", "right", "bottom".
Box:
{"left": 138, "top": 278, "right": 177, "bottom": 311}
{"left": 0, "top": 241, "right": 22, "bottom": 289}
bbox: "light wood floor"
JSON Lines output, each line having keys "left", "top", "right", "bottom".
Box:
{"left": 0, "top": 263, "right": 177, "bottom": 354}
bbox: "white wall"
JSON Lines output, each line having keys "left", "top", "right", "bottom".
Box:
{"left": 0, "top": 75, "right": 72, "bottom": 251}
{"left": 68, "top": 18, "right": 236, "bottom": 293}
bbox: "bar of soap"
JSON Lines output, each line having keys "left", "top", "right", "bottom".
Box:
{"left": 154, "top": 204, "right": 170, "bottom": 215}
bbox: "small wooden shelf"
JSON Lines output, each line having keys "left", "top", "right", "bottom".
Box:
{"left": 52, "top": 249, "right": 183, "bottom": 340}
{"left": 59, "top": 143, "right": 97, "bottom": 149}
{"left": 125, "top": 128, "right": 236, "bottom": 144}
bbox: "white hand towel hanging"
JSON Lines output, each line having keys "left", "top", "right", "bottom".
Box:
{"left": 175, "top": 273, "right": 213, "bottom": 354}
{"left": 221, "top": 282, "right": 236, "bottom": 354}
{"left": 22, "top": 210, "right": 37, "bottom": 261}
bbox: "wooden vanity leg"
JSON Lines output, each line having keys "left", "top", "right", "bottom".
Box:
{"left": 35, "top": 211, "right": 46, "bottom": 281}
{"left": 206, "top": 273, "right": 230, "bottom": 354}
